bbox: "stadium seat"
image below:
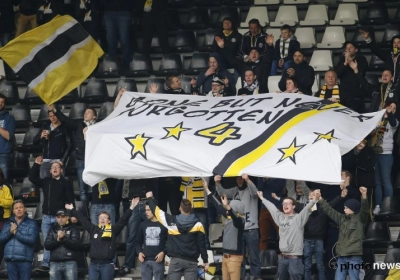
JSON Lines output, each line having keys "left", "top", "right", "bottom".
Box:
{"left": 76, "top": 251, "right": 88, "bottom": 277}
{"left": 330, "top": 3, "right": 359, "bottom": 26}
{"left": 16, "top": 177, "right": 40, "bottom": 203}
{"left": 268, "top": 76, "right": 281, "bottom": 93}
{"left": 116, "top": 226, "right": 128, "bottom": 250}
{"left": 283, "top": 0, "right": 308, "bottom": 4}
{"left": 185, "top": 53, "right": 209, "bottom": 75}
{"left": 198, "top": 29, "right": 219, "bottom": 52}
{"left": 266, "top": 28, "right": 281, "bottom": 40}
{"left": 238, "top": 28, "right": 248, "bottom": 36}
{"left": 180, "top": 76, "right": 194, "bottom": 94}
{"left": 260, "top": 250, "right": 278, "bottom": 276}
{"left": 365, "top": 74, "right": 380, "bottom": 87}
{"left": 68, "top": 103, "right": 88, "bottom": 121}
{"left": 193, "top": 0, "right": 221, "bottom": 7}
{"left": 360, "top": 2, "right": 388, "bottom": 25}
{"left": 391, "top": 6, "right": 400, "bottom": 24}
{"left": 65, "top": 153, "right": 77, "bottom": 177}
{"left": 128, "top": 53, "right": 153, "bottom": 77}
{"left": 294, "top": 27, "right": 316, "bottom": 49}
{"left": 21, "top": 88, "right": 44, "bottom": 105}
{"left": 33, "top": 202, "right": 43, "bottom": 224}
{"left": 80, "top": 230, "right": 91, "bottom": 251}
{"left": 209, "top": 223, "right": 223, "bottom": 249}
{"left": 393, "top": 231, "right": 400, "bottom": 248}
{"left": 76, "top": 201, "right": 89, "bottom": 218}
{"left": 0, "top": 259, "right": 8, "bottom": 278}
{"left": 317, "top": 27, "right": 346, "bottom": 49}
{"left": 254, "top": 0, "right": 280, "bottom": 4}
{"left": 97, "top": 102, "right": 114, "bottom": 122}
{"left": 221, "top": 0, "right": 251, "bottom": 5}
{"left": 380, "top": 25, "right": 400, "bottom": 48}
{"left": 155, "top": 53, "right": 183, "bottom": 76}
{"left": 212, "top": 7, "right": 240, "bottom": 29}
{"left": 58, "top": 88, "right": 79, "bottom": 104}
{"left": 36, "top": 104, "right": 50, "bottom": 126}
{"left": 309, "top": 50, "right": 333, "bottom": 72}
{"left": 31, "top": 251, "right": 48, "bottom": 278}
{"left": 11, "top": 104, "right": 31, "bottom": 128}
{"left": 374, "top": 197, "right": 400, "bottom": 222}
{"left": 299, "top": 5, "right": 328, "bottom": 26}
{"left": 81, "top": 79, "right": 109, "bottom": 103}
{"left": 341, "top": 0, "right": 367, "bottom": 2}
{"left": 185, "top": 8, "right": 210, "bottom": 29}
{"left": 96, "top": 55, "right": 123, "bottom": 78}
{"left": 381, "top": 248, "right": 400, "bottom": 275}
{"left": 240, "top": 7, "right": 269, "bottom": 28}
{"left": 172, "top": 31, "right": 196, "bottom": 53}
{"left": 312, "top": 74, "right": 319, "bottom": 94}
{"left": 0, "top": 80, "right": 19, "bottom": 105}
{"left": 9, "top": 152, "right": 30, "bottom": 179}
{"left": 269, "top": 6, "right": 298, "bottom": 27}
{"left": 113, "top": 78, "right": 138, "bottom": 100}
{"left": 20, "top": 126, "right": 41, "bottom": 153}
{"left": 144, "top": 78, "right": 165, "bottom": 93}
{"left": 369, "top": 55, "right": 387, "bottom": 71}
{"left": 363, "top": 222, "right": 392, "bottom": 248}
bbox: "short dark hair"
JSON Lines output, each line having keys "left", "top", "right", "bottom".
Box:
{"left": 248, "top": 18, "right": 261, "bottom": 27}
{"left": 281, "top": 24, "right": 291, "bottom": 32}
{"left": 294, "top": 49, "right": 306, "bottom": 56}
{"left": 180, "top": 199, "right": 192, "bottom": 213}
{"left": 86, "top": 107, "right": 97, "bottom": 118}
{"left": 342, "top": 170, "right": 352, "bottom": 183}
{"left": 286, "top": 77, "right": 298, "bottom": 87}
{"left": 99, "top": 211, "right": 111, "bottom": 220}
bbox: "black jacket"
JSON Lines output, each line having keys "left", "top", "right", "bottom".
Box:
{"left": 239, "top": 31, "right": 268, "bottom": 57}
{"left": 33, "top": 123, "right": 72, "bottom": 164}
{"left": 148, "top": 198, "right": 208, "bottom": 263}
{"left": 54, "top": 110, "right": 89, "bottom": 161}
{"left": 278, "top": 61, "right": 315, "bottom": 96}
{"left": 29, "top": 163, "right": 75, "bottom": 216}
{"left": 0, "top": 0, "right": 17, "bottom": 33}
{"left": 44, "top": 222, "right": 80, "bottom": 262}
{"left": 273, "top": 37, "right": 300, "bottom": 62}
{"left": 71, "top": 207, "right": 132, "bottom": 263}
{"left": 211, "top": 29, "right": 243, "bottom": 69}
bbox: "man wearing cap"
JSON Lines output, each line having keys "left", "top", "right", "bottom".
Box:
{"left": 207, "top": 75, "right": 233, "bottom": 97}
{"left": 334, "top": 41, "right": 368, "bottom": 113}
{"left": 315, "top": 187, "right": 369, "bottom": 280}
{"left": 44, "top": 209, "right": 80, "bottom": 280}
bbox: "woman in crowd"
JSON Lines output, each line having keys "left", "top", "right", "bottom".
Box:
{"left": 277, "top": 77, "right": 303, "bottom": 94}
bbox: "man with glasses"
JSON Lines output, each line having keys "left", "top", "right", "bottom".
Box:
{"left": 29, "top": 156, "right": 75, "bottom": 272}
{"left": 44, "top": 209, "right": 80, "bottom": 280}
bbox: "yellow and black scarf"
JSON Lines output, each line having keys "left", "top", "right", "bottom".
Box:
{"left": 319, "top": 83, "right": 340, "bottom": 102}
{"left": 371, "top": 116, "right": 389, "bottom": 154}
{"left": 99, "top": 224, "right": 112, "bottom": 239}
{"left": 144, "top": 0, "right": 152, "bottom": 12}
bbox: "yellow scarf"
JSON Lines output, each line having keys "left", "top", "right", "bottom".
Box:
{"left": 99, "top": 224, "right": 112, "bottom": 239}
{"left": 223, "top": 30, "right": 232, "bottom": 37}
{"left": 98, "top": 181, "right": 109, "bottom": 199}
{"left": 144, "top": 0, "right": 152, "bottom": 12}
{"left": 319, "top": 84, "right": 340, "bottom": 102}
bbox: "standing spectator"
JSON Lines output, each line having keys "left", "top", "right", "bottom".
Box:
{"left": 44, "top": 209, "right": 80, "bottom": 280}
{"left": 65, "top": 198, "right": 139, "bottom": 280}
{"left": 146, "top": 191, "right": 209, "bottom": 280}
{"left": 0, "top": 167, "right": 14, "bottom": 262}
{"left": 119, "top": 178, "right": 157, "bottom": 276}
{"left": 141, "top": 0, "right": 169, "bottom": 55}
{"left": 14, "top": 0, "right": 39, "bottom": 37}
{"left": 76, "top": 0, "right": 101, "bottom": 41}
{"left": 278, "top": 50, "right": 315, "bottom": 96}
{"left": 212, "top": 17, "right": 242, "bottom": 70}
{"left": 257, "top": 177, "right": 285, "bottom": 251}
{"left": 101, "top": 0, "right": 132, "bottom": 69}
{"left": 0, "top": 93, "right": 15, "bottom": 181}
{"left": 239, "top": 19, "right": 268, "bottom": 59}
{"left": 91, "top": 178, "right": 117, "bottom": 224}
{"left": 157, "top": 177, "right": 182, "bottom": 215}
{"left": 315, "top": 187, "right": 369, "bottom": 280}
{"left": 257, "top": 191, "right": 318, "bottom": 280}
{"left": 316, "top": 70, "right": 341, "bottom": 103}
{"left": 360, "top": 30, "right": 400, "bottom": 100}
{"left": 0, "top": 200, "right": 39, "bottom": 280}
{"left": 0, "top": 0, "right": 17, "bottom": 46}
{"left": 215, "top": 174, "right": 261, "bottom": 279}
{"left": 135, "top": 204, "right": 167, "bottom": 280}
{"left": 370, "top": 102, "right": 398, "bottom": 215}
{"left": 334, "top": 41, "right": 368, "bottom": 112}
{"left": 48, "top": 104, "right": 97, "bottom": 204}
{"left": 203, "top": 178, "right": 245, "bottom": 280}
{"left": 271, "top": 25, "right": 300, "bottom": 76}
{"left": 29, "top": 156, "right": 75, "bottom": 272}
{"left": 33, "top": 110, "right": 72, "bottom": 179}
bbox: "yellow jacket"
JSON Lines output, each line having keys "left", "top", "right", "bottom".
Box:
{"left": 0, "top": 184, "right": 13, "bottom": 219}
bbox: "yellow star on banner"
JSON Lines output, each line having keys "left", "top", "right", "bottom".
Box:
{"left": 125, "top": 133, "right": 152, "bottom": 160}
{"left": 162, "top": 122, "right": 191, "bottom": 140}
{"left": 277, "top": 137, "right": 306, "bottom": 164}
{"left": 313, "top": 129, "right": 339, "bottom": 144}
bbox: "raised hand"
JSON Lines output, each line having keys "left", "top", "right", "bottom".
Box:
{"left": 131, "top": 197, "right": 140, "bottom": 209}
{"left": 214, "top": 175, "right": 222, "bottom": 184}
{"left": 35, "top": 156, "right": 43, "bottom": 165}
{"left": 359, "top": 30, "right": 369, "bottom": 40}
{"left": 359, "top": 186, "right": 367, "bottom": 198}
{"left": 215, "top": 36, "right": 224, "bottom": 48}
{"left": 265, "top": 34, "right": 274, "bottom": 46}
{"left": 257, "top": 191, "right": 264, "bottom": 200}
{"left": 242, "top": 173, "right": 249, "bottom": 181}
{"left": 149, "top": 83, "right": 158, "bottom": 94}
{"left": 65, "top": 203, "right": 74, "bottom": 210}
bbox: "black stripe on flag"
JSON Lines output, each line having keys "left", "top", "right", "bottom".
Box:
{"left": 212, "top": 99, "right": 332, "bottom": 175}
{"left": 18, "top": 23, "right": 89, "bottom": 85}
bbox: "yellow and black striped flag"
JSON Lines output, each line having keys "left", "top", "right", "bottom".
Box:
{"left": 0, "top": 15, "right": 104, "bottom": 105}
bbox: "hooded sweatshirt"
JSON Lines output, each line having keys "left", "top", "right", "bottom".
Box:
{"left": 0, "top": 110, "right": 15, "bottom": 154}
{"left": 147, "top": 198, "right": 208, "bottom": 263}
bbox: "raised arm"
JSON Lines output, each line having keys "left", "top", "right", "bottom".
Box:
{"left": 315, "top": 190, "right": 342, "bottom": 224}
{"left": 214, "top": 175, "right": 238, "bottom": 199}
{"left": 242, "top": 174, "right": 258, "bottom": 197}
{"left": 49, "top": 105, "right": 79, "bottom": 131}
{"left": 29, "top": 156, "right": 45, "bottom": 188}
{"left": 257, "top": 191, "right": 282, "bottom": 225}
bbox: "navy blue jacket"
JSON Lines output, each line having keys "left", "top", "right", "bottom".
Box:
{"left": 0, "top": 111, "right": 15, "bottom": 154}
{"left": 0, "top": 214, "right": 39, "bottom": 262}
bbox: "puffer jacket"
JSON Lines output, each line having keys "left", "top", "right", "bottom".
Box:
{"left": 0, "top": 214, "right": 39, "bottom": 262}
{"left": 44, "top": 222, "right": 80, "bottom": 262}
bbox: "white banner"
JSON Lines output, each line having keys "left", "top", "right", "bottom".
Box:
{"left": 83, "top": 92, "right": 385, "bottom": 186}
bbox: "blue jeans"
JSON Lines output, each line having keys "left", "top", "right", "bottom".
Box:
{"left": 42, "top": 214, "right": 57, "bottom": 267}
{"left": 141, "top": 260, "right": 164, "bottom": 280}
{"left": 0, "top": 33, "right": 11, "bottom": 47}
{"left": 49, "top": 261, "right": 77, "bottom": 280}
{"left": 192, "top": 208, "right": 210, "bottom": 249}
{"left": 103, "top": 11, "right": 132, "bottom": 68}
{"left": 90, "top": 204, "right": 116, "bottom": 225}
{"left": 278, "top": 257, "right": 304, "bottom": 280}
{"left": 241, "top": 229, "right": 261, "bottom": 278}
{"left": 304, "top": 239, "right": 326, "bottom": 280}
{"left": 271, "top": 59, "right": 293, "bottom": 76}
{"left": 77, "top": 159, "right": 88, "bottom": 202}
{"left": 0, "top": 153, "right": 10, "bottom": 181}
{"left": 88, "top": 262, "right": 114, "bottom": 280}
{"left": 123, "top": 201, "right": 147, "bottom": 269}
{"left": 336, "top": 256, "right": 362, "bottom": 280}
{"left": 6, "top": 261, "right": 32, "bottom": 280}
{"left": 374, "top": 154, "right": 394, "bottom": 206}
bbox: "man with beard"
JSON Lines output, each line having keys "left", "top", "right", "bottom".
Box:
{"left": 0, "top": 93, "right": 15, "bottom": 181}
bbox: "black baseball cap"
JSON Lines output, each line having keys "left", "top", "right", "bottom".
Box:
{"left": 56, "top": 209, "right": 68, "bottom": 216}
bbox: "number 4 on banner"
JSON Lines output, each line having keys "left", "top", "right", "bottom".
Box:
{"left": 194, "top": 122, "right": 242, "bottom": 146}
